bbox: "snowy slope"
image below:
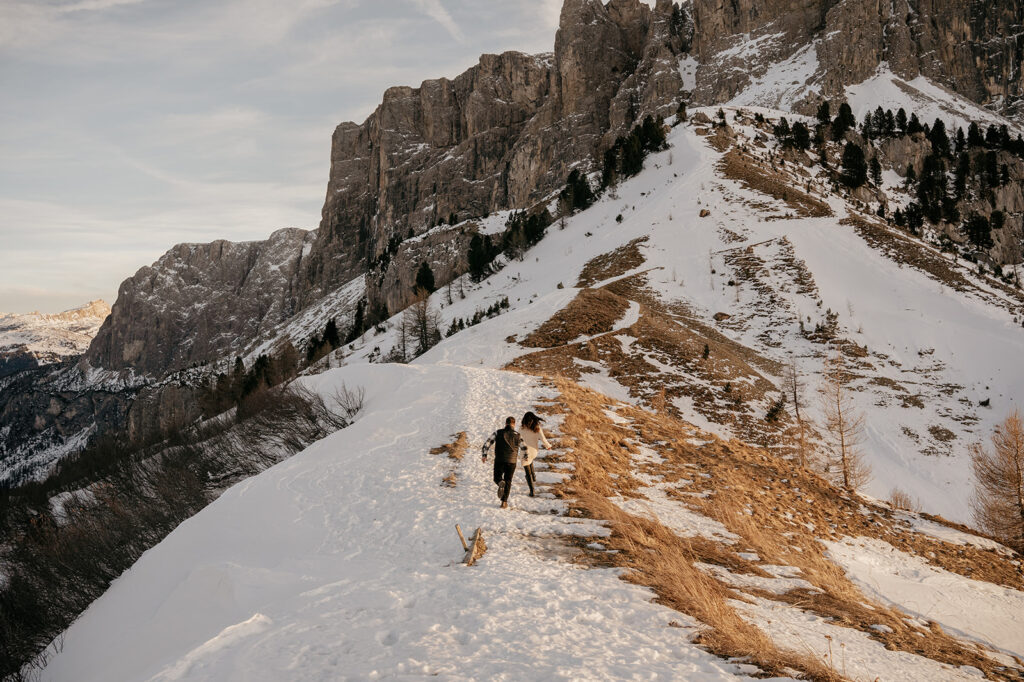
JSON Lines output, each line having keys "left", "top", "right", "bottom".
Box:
{"left": 0, "top": 300, "right": 109, "bottom": 366}
{"left": 336, "top": 115, "right": 1023, "bottom": 525}
{"left": 38, "top": 366, "right": 1023, "bottom": 681}
{"left": 846, "top": 67, "right": 1022, "bottom": 136}
{"left": 40, "top": 364, "right": 750, "bottom": 681}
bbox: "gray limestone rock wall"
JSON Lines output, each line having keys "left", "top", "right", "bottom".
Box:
{"left": 365, "top": 224, "right": 475, "bottom": 316}
{"left": 86, "top": 228, "right": 315, "bottom": 376}
{"left": 689, "top": 0, "right": 1024, "bottom": 121}
{"left": 300, "top": 0, "right": 688, "bottom": 306}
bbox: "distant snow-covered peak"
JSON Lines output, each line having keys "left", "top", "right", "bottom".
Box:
{"left": 0, "top": 299, "right": 110, "bottom": 365}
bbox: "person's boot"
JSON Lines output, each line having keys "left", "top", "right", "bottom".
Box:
{"left": 500, "top": 500, "right": 508, "bottom": 509}
{"left": 496, "top": 480, "right": 507, "bottom": 500}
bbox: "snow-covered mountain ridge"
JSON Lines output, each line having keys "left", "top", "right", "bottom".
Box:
{"left": 35, "top": 362, "right": 1024, "bottom": 680}
{"left": 39, "top": 111, "right": 1019, "bottom": 678}
{"left": 0, "top": 300, "right": 109, "bottom": 376}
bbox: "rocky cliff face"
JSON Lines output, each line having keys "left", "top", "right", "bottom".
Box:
{"left": 300, "top": 0, "right": 690, "bottom": 306}
{"left": 84, "top": 0, "right": 690, "bottom": 380}
{"left": 86, "top": 228, "right": 314, "bottom": 376}
{"left": 57, "top": 0, "right": 1024, "bottom": 382}
{"left": 690, "top": 0, "right": 1024, "bottom": 120}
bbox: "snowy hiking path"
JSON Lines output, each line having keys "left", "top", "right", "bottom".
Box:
{"left": 410, "top": 116, "right": 1023, "bottom": 525}
{"left": 41, "top": 364, "right": 749, "bottom": 682}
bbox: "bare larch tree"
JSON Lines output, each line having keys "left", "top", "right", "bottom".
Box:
{"left": 970, "top": 409, "right": 1024, "bottom": 551}
{"left": 818, "top": 348, "right": 870, "bottom": 491}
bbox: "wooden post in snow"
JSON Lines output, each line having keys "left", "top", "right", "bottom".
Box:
{"left": 455, "top": 524, "right": 468, "bottom": 551}
{"left": 463, "top": 527, "right": 487, "bottom": 566}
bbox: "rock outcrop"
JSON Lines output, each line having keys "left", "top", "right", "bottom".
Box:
{"left": 86, "top": 228, "right": 314, "bottom": 376}
{"left": 300, "top": 0, "right": 689, "bottom": 305}
{"left": 689, "top": 0, "right": 1024, "bottom": 121}
{"left": 365, "top": 224, "right": 476, "bottom": 316}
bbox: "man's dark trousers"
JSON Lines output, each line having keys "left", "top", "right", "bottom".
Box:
{"left": 494, "top": 461, "right": 516, "bottom": 502}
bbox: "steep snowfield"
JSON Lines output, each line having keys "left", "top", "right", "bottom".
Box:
{"left": 40, "top": 364, "right": 748, "bottom": 681}
{"left": 826, "top": 537, "right": 1024, "bottom": 659}
{"left": 846, "top": 67, "right": 1022, "bottom": 136}
{"left": 342, "top": 116, "right": 1023, "bottom": 524}
{"left": 0, "top": 299, "right": 109, "bottom": 364}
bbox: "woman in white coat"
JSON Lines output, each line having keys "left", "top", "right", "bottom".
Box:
{"left": 518, "top": 411, "right": 551, "bottom": 497}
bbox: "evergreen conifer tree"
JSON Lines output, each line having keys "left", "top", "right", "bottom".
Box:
{"left": 816, "top": 101, "right": 831, "bottom": 126}
{"left": 791, "top": 121, "right": 810, "bottom": 150}
{"left": 831, "top": 102, "right": 856, "bottom": 139}
{"left": 414, "top": 261, "right": 436, "bottom": 294}
{"left": 968, "top": 121, "right": 984, "bottom": 147}
{"left": 840, "top": 142, "right": 868, "bottom": 188}
{"left": 896, "top": 107, "right": 908, "bottom": 135}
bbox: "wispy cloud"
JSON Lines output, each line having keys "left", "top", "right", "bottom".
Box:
{"left": 57, "top": 0, "right": 148, "bottom": 14}
{"left": 408, "top": 0, "right": 464, "bottom": 43}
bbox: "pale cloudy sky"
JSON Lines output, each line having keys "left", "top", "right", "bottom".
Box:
{"left": 0, "top": 0, "right": 573, "bottom": 313}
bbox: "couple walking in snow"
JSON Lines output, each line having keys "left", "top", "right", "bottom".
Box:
{"left": 480, "top": 412, "right": 552, "bottom": 508}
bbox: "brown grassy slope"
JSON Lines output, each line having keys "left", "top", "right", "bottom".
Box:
{"left": 719, "top": 148, "right": 832, "bottom": 218}
{"left": 527, "top": 378, "right": 1024, "bottom": 679}
{"left": 576, "top": 237, "right": 649, "bottom": 288}
{"left": 508, "top": 273, "right": 788, "bottom": 450}
{"left": 520, "top": 288, "right": 630, "bottom": 348}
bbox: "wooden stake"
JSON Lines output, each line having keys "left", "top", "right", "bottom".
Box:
{"left": 463, "top": 527, "right": 487, "bottom": 566}
{"left": 455, "top": 524, "right": 468, "bottom": 551}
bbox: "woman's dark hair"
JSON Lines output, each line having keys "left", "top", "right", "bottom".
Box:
{"left": 521, "top": 411, "right": 544, "bottom": 432}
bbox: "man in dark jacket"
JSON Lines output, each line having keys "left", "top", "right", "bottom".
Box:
{"left": 481, "top": 416, "right": 522, "bottom": 508}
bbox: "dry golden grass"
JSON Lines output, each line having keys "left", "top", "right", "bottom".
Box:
{"left": 551, "top": 379, "right": 842, "bottom": 680}
{"left": 432, "top": 432, "right": 467, "bottom": 487}
{"left": 719, "top": 149, "right": 832, "bottom": 218}
{"left": 533, "top": 377, "right": 1024, "bottom": 678}
{"left": 510, "top": 273, "right": 787, "bottom": 449}
{"left": 581, "top": 492, "right": 845, "bottom": 680}
{"left": 430, "top": 431, "right": 468, "bottom": 460}
{"left": 520, "top": 288, "right": 630, "bottom": 349}
{"left": 576, "top": 237, "right": 648, "bottom": 288}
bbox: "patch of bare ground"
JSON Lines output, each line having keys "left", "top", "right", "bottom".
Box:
{"left": 576, "top": 237, "right": 648, "bottom": 287}
{"left": 706, "top": 126, "right": 735, "bottom": 153}
{"left": 430, "top": 431, "right": 468, "bottom": 459}
{"left": 535, "top": 378, "right": 1024, "bottom": 679}
{"left": 508, "top": 275, "right": 788, "bottom": 448}
{"left": 928, "top": 425, "right": 957, "bottom": 442}
{"left": 432, "top": 432, "right": 467, "bottom": 487}
{"left": 520, "top": 288, "right": 631, "bottom": 348}
{"left": 719, "top": 149, "right": 832, "bottom": 218}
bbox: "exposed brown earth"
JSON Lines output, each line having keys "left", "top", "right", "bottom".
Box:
{"left": 530, "top": 377, "right": 1024, "bottom": 679}
{"left": 719, "top": 148, "right": 832, "bottom": 218}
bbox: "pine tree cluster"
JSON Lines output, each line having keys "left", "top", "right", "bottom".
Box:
{"left": 445, "top": 297, "right": 510, "bottom": 336}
